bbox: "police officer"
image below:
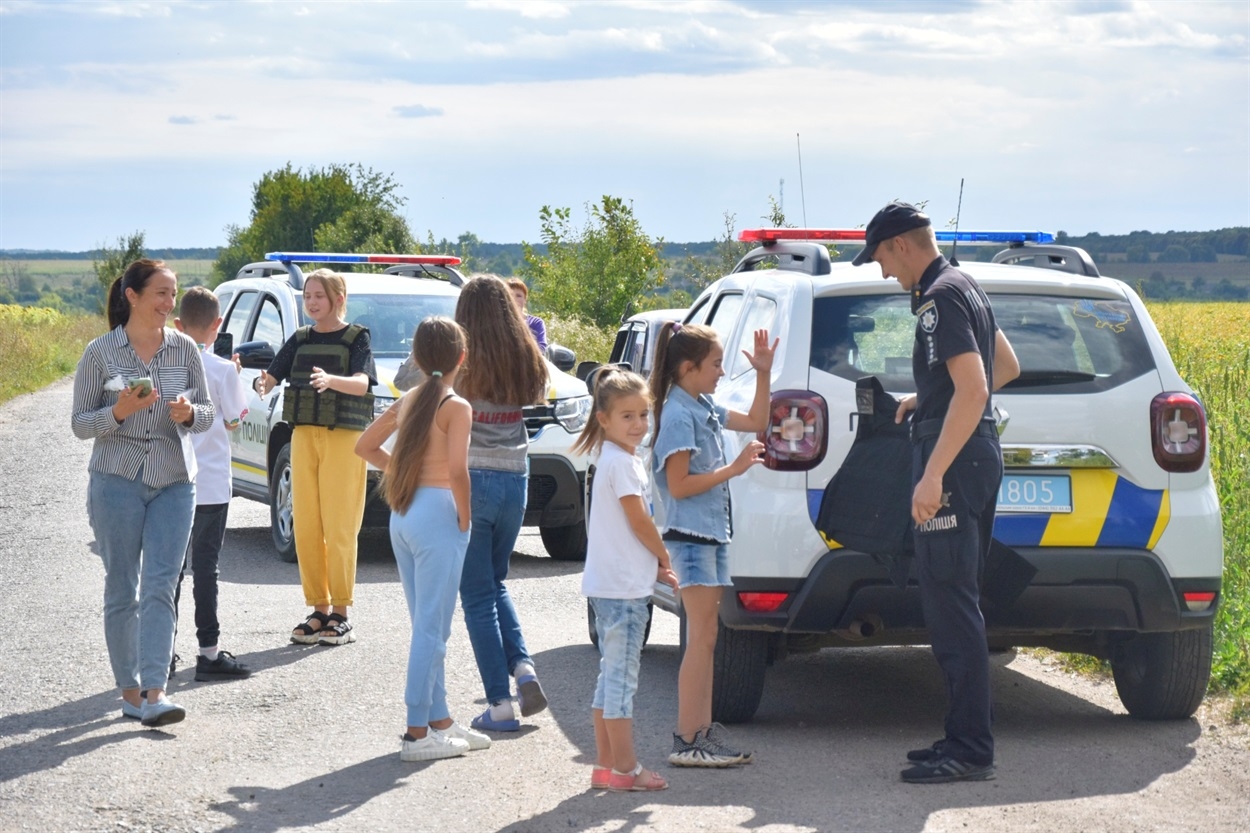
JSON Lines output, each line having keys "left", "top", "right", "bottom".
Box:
{"left": 853, "top": 201, "right": 1020, "bottom": 783}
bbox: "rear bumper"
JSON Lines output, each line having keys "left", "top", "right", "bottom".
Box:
{"left": 718, "top": 547, "right": 1221, "bottom": 637}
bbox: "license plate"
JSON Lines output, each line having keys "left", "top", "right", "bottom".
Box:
{"left": 997, "top": 474, "right": 1072, "bottom": 513}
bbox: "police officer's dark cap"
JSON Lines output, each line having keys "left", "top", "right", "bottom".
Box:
{"left": 851, "top": 201, "right": 932, "bottom": 266}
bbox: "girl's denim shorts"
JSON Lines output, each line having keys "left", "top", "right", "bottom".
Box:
{"left": 666, "top": 540, "right": 730, "bottom": 587}
{"left": 589, "top": 596, "right": 651, "bottom": 719}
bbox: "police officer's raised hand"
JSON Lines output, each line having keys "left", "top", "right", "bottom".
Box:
{"left": 742, "top": 329, "right": 779, "bottom": 374}
{"left": 732, "top": 439, "right": 766, "bottom": 475}
{"left": 895, "top": 393, "right": 917, "bottom": 424}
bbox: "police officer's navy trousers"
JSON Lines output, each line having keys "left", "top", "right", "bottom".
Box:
{"left": 912, "top": 433, "right": 1002, "bottom": 767}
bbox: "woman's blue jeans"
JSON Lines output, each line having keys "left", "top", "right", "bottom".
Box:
{"left": 88, "top": 470, "right": 194, "bottom": 692}
{"left": 459, "top": 467, "right": 531, "bottom": 704}
{"left": 391, "top": 487, "right": 470, "bottom": 728}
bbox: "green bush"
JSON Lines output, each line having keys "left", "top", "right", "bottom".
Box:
{"left": 546, "top": 314, "right": 616, "bottom": 368}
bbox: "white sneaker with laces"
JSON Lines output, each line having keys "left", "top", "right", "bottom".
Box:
{"left": 440, "top": 722, "right": 491, "bottom": 751}
{"left": 400, "top": 729, "right": 470, "bottom": 762}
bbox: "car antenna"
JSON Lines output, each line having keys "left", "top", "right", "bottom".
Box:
{"left": 949, "top": 177, "right": 965, "bottom": 267}
{"left": 796, "top": 133, "right": 808, "bottom": 227}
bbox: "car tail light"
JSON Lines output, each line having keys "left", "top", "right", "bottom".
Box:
{"left": 738, "top": 592, "right": 789, "bottom": 612}
{"left": 1182, "top": 591, "right": 1216, "bottom": 612}
{"left": 759, "top": 390, "right": 828, "bottom": 471}
{"left": 1149, "top": 392, "right": 1207, "bottom": 473}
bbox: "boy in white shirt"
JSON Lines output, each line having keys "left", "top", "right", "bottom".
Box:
{"left": 172, "top": 287, "right": 252, "bottom": 681}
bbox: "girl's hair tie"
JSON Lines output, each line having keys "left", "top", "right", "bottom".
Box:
{"left": 671, "top": 322, "right": 683, "bottom": 334}
{"left": 431, "top": 370, "right": 444, "bottom": 378}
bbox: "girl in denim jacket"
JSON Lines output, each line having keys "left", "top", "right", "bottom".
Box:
{"left": 649, "top": 322, "right": 777, "bottom": 767}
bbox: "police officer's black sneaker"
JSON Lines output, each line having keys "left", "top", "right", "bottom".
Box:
{"left": 906, "top": 739, "right": 948, "bottom": 763}
{"left": 901, "top": 754, "right": 995, "bottom": 784}
{"left": 194, "top": 651, "right": 253, "bottom": 681}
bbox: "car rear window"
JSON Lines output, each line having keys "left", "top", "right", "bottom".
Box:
{"left": 811, "top": 294, "right": 1156, "bottom": 394}
{"left": 348, "top": 294, "right": 459, "bottom": 358}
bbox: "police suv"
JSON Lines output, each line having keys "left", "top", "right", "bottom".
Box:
{"left": 214, "top": 253, "right": 592, "bottom": 562}
{"left": 649, "top": 229, "right": 1223, "bottom": 724}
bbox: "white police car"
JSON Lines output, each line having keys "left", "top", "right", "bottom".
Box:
{"left": 214, "top": 253, "right": 591, "bottom": 562}
{"left": 653, "top": 228, "right": 1223, "bottom": 724}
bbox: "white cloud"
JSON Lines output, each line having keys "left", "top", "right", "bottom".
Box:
{"left": 0, "top": 0, "right": 1245, "bottom": 248}
{"left": 466, "top": 0, "right": 572, "bottom": 20}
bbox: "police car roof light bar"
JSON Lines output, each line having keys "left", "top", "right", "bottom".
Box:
{"left": 265, "top": 252, "right": 463, "bottom": 266}
{"left": 737, "top": 229, "right": 1055, "bottom": 245}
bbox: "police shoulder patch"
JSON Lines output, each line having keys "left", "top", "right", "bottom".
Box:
{"left": 917, "top": 300, "right": 939, "bottom": 334}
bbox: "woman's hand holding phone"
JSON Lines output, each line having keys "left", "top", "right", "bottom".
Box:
{"left": 112, "top": 380, "right": 158, "bottom": 422}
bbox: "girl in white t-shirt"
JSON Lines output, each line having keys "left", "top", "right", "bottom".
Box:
{"left": 572, "top": 367, "right": 678, "bottom": 792}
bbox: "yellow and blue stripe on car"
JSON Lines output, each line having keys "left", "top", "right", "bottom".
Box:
{"left": 808, "top": 469, "right": 1169, "bottom": 551}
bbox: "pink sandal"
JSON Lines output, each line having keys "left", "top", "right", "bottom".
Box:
{"left": 608, "top": 764, "right": 668, "bottom": 792}
{"left": 590, "top": 766, "right": 611, "bottom": 790}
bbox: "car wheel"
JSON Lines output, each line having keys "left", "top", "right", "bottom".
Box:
{"left": 269, "top": 444, "right": 298, "bottom": 563}
{"left": 587, "top": 600, "right": 653, "bottom": 649}
{"left": 1112, "top": 624, "right": 1212, "bottom": 720}
{"left": 679, "top": 606, "right": 770, "bottom": 725}
{"left": 540, "top": 522, "right": 587, "bottom": 561}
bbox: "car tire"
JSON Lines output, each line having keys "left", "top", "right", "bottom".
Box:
{"left": 587, "top": 600, "right": 653, "bottom": 649}
{"left": 269, "top": 444, "right": 298, "bottom": 564}
{"left": 1112, "top": 624, "right": 1212, "bottom": 720}
{"left": 678, "top": 606, "right": 770, "bottom": 724}
{"left": 540, "top": 522, "right": 587, "bottom": 561}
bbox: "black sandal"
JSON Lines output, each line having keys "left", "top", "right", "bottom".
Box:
{"left": 290, "top": 611, "right": 331, "bottom": 644}
{"left": 317, "top": 613, "right": 356, "bottom": 646}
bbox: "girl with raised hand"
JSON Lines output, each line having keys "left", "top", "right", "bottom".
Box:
{"left": 649, "top": 322, "right": 777, "bottom": 768}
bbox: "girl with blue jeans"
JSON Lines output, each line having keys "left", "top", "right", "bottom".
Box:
{"left": 453, "top": 276, "right": 551, "bottom": 731}
{"left": 72, "top": 259, "right": 215, "bottom": 728}
{"left": 649, "top": 322, "right": 776, "bottom": 767}
{"left": 572, "top": 367, "right": 678, "bottom": 792}
{"left": 355, "top": 316, "right": 490, "bottom": 761}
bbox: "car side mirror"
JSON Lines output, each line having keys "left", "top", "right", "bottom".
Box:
{"left": 576, "top": 361, "right": 601, "bottom": 383}
{"left": 547, "top": 343, "right": 576, "bottom": 373}
{"left": 235, "top": 340, "right": 275, "bottom": 370}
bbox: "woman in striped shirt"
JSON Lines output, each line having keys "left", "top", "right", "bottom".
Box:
{"left": 72, "top": 259, "right": 215, "bottom": 728}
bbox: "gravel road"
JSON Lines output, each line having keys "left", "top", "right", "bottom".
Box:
{"left": 1, "top": 378, "right": 1247, "bottom": 833}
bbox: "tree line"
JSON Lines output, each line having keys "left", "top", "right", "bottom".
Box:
{"left": 3, "top": 163, "right": 1246, "bottom": 316}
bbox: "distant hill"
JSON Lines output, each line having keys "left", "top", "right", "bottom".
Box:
{"left": 4, "top": 227, "right": 1247, "bottom": 307}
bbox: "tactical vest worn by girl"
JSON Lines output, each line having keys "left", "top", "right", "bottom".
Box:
{"left": 281, "top": 325, "right": 374, "bottom": 430}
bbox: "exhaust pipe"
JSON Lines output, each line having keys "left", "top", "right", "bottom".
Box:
{"left": 843, "top": 614, "right": 884, "bottom": 640}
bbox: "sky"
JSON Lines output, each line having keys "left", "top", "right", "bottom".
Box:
{"left": 1, "top": 0, "right": 1248, "bottom": 252}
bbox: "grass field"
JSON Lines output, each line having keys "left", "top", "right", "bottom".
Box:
{"left": 0, "top": 305, "right": 106, "bottom": 404}
{"left": 1148, "top": 301, "right": 1250, "bottom": 714}
{"left": 2, "top": 259, "right": 216, "bottom": 291}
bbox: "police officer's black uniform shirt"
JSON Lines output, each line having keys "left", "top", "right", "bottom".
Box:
{"left": 911, "top": 256, "right": 996, "bottom": 423}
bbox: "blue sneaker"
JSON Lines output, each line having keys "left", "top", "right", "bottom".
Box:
{"left": 120, "top": 700, "right": 143, "bottom": 720}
